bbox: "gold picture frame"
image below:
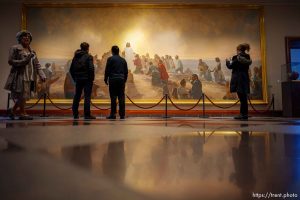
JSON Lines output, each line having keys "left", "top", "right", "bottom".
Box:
{"left": 22, "top": 3, "right": 268, "bottom": 105}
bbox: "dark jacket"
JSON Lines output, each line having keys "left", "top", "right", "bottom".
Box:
{"left": 104, "top": 55, "right": 128, "bottom": 84}
{"left": 190, "top": 79, "right": 203, "bottom": 99}
{"left": 226, "top": 53, "right": 252, "bottom": 94}
{"left": 69, "top": 50, "right": 94, "bottom": 82}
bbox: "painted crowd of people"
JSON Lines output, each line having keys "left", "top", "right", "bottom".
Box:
{"left": 4, "top": 30, "right": 259, "bottom": 120}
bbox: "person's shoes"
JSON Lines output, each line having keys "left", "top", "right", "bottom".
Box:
{"left": 241, "top": 116, "right": 248, "bottom": 120}
{"left": 234, "top": 115, "right": 248, "bottom": 120}
{"left": 84, "top": 115, "right": 96, "bottom": 120}
{"left": 120, "top": 116, "right": 125, "bottom": 120}
{"left": 73, "top": 115, "right": 79, "bottom": 119}
{"left": 106, "top": 115, "right": 116, "bottom": 120}
{"left": 234, "top": 115, "right": 242, "bottom": 120}
{"left": 19, "top": 115, "right": 33, "bottom": 120}
{"left": 7, "top": 108, "right": 15, "bottom": 120}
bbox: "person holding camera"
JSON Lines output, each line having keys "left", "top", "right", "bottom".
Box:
{"left": 226, "top": 43, "right": 252, "bottom": 120}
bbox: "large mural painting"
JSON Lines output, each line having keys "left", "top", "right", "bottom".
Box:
{"left": 24, "top": 4, "right": 267, "bottom": 103}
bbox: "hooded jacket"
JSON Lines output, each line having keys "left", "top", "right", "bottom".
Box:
{"left": 70, "top": 49, "right": 95, "bottom": 82}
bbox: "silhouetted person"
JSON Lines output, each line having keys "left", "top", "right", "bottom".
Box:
{"left": 70, "top": 42, "right": 95, "bottom": 120}
{"left": 226, "top": 43, "right": 252, "bottom": 120}
{"left": 105, "top": 46, "right": 128, "bottom": 119}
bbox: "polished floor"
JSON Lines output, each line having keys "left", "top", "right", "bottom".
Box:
{"left": 1, "top": 116, "right": 300, "bottom": 200}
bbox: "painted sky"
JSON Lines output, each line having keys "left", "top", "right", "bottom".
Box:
{"left": 28, "top": 7, "right": 262, "bottom": 60}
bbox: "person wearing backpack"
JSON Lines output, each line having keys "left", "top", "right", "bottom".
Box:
{"left": 70, "top": 42, "right": 96, "bottom": 120}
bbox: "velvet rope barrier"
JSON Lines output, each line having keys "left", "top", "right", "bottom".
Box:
{"left": 205, "top": 94, "right": 240, "bottom": 109}
{"left": 90, "top": 100, "right": 111, "bottom": 110}
{"left": 24, "top": 94, "right": 44, "bottom": 109}
{"left": 248, "top": 95, "right": 274, "bottom": 114}
{"left": 167, "top": 95, "right": 202, "bottom": 111}
{"left": 46, "top": 95, "right": 73, "bottom": 110}
{"left": 126, "top": 95, "right": 165, "bottom": 109}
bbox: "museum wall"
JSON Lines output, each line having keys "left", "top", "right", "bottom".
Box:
{"left": 0, "top": 0, "right": 300, "bottom": 111}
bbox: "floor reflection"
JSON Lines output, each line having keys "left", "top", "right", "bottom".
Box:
{"left": 230, "top": 125, "right": 255, "bottom": 199}
{"left": 1, "top": 117, "right": 300, "bottom": 200}
{"left": 0, "top": 137, "right": 23, "bottom": 152}
{"left": 38, "top": 129, "right": 300, "bottom": 200}
{"left": 103, "top": 141, "right": 126, "bottom": 182}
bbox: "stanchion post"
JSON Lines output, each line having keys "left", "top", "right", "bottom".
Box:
{"left": 42, "top": 93, "right": 47, "bottom": 117}
{"left": 165, "top": 94, "right": 168, "bottom": 119}
{"left": 7, "top": 93, "right": 11, "bottom": 112}
{"left": 202, "top": 93, "right": 206, "bottom": 118}
{"left": 272, "top": 94, "right": 275, "bottom": 116}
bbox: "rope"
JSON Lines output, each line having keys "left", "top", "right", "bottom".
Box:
{"left": 10, "top": 94, "right": 43, "bottom": 109}
{"left": 24, "top": 94, "right": 44, "bottom": 109}
{"left": 90, "top": 100, "right": 110, "bottom": 110}
{"left": 126, "top": 95, "right": 165, "bottom": 109}
{"left": 168, "top": 96, "right": 202, "bottom": 111}
{"left": 248, "top": 96, "right": 274, "bottom": 114}
{"left": 46, "top": 95, "right": 73, "bottom": 110}
{"left": 205, "top": 94, "right": 240, "bottom": 109}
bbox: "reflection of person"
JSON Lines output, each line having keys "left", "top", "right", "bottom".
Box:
{"left": 190, "top": 74, "right": 202, "bottom": 99}
{"left": 105, "top": 45, "right": 128, "bottom": 119}
{"left": 70, "top": 42, "right": 95, "bottom": 120}
{"left": 230, "top": 125, "right": 255, "bottom": 198}
{"left": 174, "top": 55, "right": 184, "bottom": 74}
{"left": 124, "top": 42, "right": 134, "bottom": 71}
{"left": 226, "top": 43, "right": 252, "bottom": 120}
{"left": 102, "top": 141, "right": 126, "bottom": 182}
{"left": 4, "top": 30, "right": 46, "bottom": 120}
{"left": 69, "top": 145, "right": 92, "bottom": 169}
